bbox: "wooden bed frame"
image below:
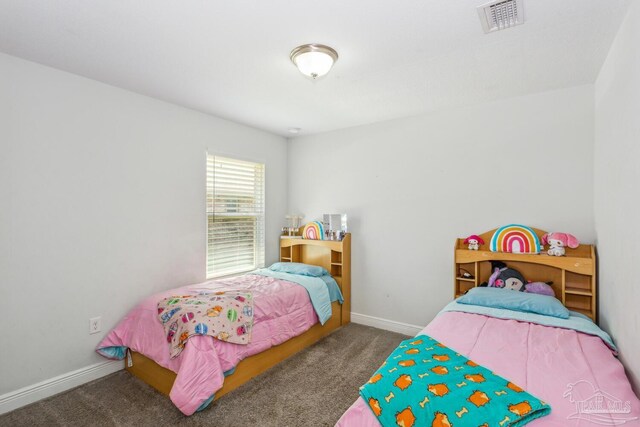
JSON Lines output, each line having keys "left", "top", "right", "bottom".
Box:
{"left": 453, "top": 227, "right": 597, "bottom": 322}
{"left": 125, "top": 233, "right": 351, "bottom": 402}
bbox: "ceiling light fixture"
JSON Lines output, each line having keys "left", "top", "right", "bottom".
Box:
{"left": 288, "top": 127, "right": 301, "bottom": 134}
{"left": 290, "top": 44, "right": 338, "bottom": 80}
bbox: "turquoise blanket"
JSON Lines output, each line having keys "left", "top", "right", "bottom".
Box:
{"left": 360, "top": 335, "right": 550, "bottom": 427}
{"left": 251, "top": 269, "right": 334, "bottom": 324}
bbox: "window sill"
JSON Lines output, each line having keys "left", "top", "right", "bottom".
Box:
{"left": 206, "top": 267, "right": 262, "bottom": 281}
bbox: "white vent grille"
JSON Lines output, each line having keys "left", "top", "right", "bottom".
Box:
{"left": 478, "top": 0, "right": 524, "bottom": 33}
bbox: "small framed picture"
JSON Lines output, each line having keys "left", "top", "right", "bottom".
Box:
{"left": 323, "top": 214, "right": 348, "bottom": 240}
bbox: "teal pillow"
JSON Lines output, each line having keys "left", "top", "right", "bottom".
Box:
{"left": 457, "top": 287, "right": 570, "bottom": 319}
{"left": 268, "top": 262, "right": 329, "bottom": 277}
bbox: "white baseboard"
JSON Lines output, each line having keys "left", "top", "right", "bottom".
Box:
{"left": 351, "top": 312, "right": 424, "bottom": 337}
{"left": 0, "top": 315, "right": 419, "bottom": 415}
{"left": 0, "top": 360, "right": 123, "bottom": 415}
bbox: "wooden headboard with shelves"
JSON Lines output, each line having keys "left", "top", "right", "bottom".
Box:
{"left": 280, "top": 233, "right": 351, "bottom": 324}
{"left": 454, "top": 228, "right": 597, "bottom": 322}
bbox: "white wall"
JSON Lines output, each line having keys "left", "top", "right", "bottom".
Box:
{"left": 595, "top": 2, "right": 640, "bottom": 394}
{"left": 289, "top": 85, "right": 595, "bottom": 327}
{"left": 0, "top": 52, "right": 287, "bottom": 396}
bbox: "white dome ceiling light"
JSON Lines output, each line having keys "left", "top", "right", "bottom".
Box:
{"left": 290, "top": 44, "right": 338, "bottom": 80}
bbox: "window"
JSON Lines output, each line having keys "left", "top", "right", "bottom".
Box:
{"left": 206, "top": 155, "right": 265, "bottom": 278}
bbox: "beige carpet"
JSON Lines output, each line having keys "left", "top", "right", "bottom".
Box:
{"left": 1, "top": 323, "right": 407, "bottom": 426}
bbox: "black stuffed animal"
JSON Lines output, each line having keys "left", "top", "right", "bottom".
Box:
{"left": 487, "top": 261, "right": 526, "bottom": 292}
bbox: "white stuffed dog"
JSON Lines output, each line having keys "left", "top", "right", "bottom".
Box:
{"left": 542, "top": 232, "right": 579, "bottom": 256}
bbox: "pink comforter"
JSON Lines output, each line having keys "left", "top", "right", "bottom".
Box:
{"left": 97, "top": 274, "right": 318, "bottom": 415}
{"left": 337, "top": 312, "right": 640, "bottom": 426}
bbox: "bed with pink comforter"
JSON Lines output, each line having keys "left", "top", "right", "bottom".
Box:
{"left": 337, "top": 306, "right": 640, "bottom": 426}
{"left": 97, "top": 273, "right": 324, "bottom": 415}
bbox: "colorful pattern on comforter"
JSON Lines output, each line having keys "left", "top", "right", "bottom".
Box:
{"left": 157, "top": 290, "right": 254, "bottom": 358}
{"left": 359, "top": 335, "right": 550, "bottom": 427}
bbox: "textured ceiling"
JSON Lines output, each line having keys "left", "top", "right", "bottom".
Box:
{"left": 0, "top": 0, "right": 631, "bottom": 136}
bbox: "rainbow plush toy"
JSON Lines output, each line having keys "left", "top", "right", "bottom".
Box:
{"left": 490, "top": 224, "right": 542, "bottom": 254}
{"left": 302, "top": 221, "right": 324, "bottom": 240}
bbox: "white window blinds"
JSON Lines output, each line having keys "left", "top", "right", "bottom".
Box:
{"left": 206, "top": 155, "right": 265, "bottom": 278}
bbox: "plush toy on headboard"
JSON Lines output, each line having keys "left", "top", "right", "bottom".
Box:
{"left": 302, "top": 221, "right": 325, "bottom": 240}
{"left": 490, "top": 224, "right": 541, "bottom": 254}
{"left": 541, "top": 232, "right": 579, "bottom": 256}
{"left": 464, "top": 235, "right": 484, "bottom": 251}
{"left": 487, "top": 261, "right": 526, "bottom": 291}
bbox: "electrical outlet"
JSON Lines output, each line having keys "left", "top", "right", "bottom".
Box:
{"left": 89, "top": 316, "right": 102, "bottom": 334}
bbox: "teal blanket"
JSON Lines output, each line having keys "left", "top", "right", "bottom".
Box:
{"left": 359, "top": 335, "right": 551, "bottom": 427}
{"left": 251, "top": 269, "right": 334, "bottom": 324}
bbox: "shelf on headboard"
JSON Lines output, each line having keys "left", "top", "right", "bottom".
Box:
{"left": 454, "top": 228, "right": 597, "bottom": 323}
{"left": 455, "top": 249, "right": 594, "bottom": 275}
{"left": 280, "top": 237, "right": 346, "bottom": 251}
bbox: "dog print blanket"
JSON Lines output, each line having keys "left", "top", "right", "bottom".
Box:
{"left": 359, "top": 335, "right": 550, "bottom": 427}
{"left": 157, "top": 290, "right": 254, "bottom": 358}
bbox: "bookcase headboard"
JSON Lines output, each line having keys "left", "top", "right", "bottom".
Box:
{"left": 280, "top": 233, "right": 351, "bottom": 325}
{"left": 454, "top": 228, "right": 597, "bottom": 322}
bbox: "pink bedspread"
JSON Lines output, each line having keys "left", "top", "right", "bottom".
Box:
{"left": 97, "top": 274, "right": 318, "bottom": 415}
{"left": 337, "top": 312, "right": 640, "bottom": 426}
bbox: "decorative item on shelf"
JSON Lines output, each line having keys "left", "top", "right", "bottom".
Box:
{"left": 302, "top": 221, "right": 325, "bottom": 240}
{"left": 458, "top": 268, "right": 474, "bottom": 279}
{"left": 489, "top": 224, "right": 542, "bottom": 254}
{"left": 487, "top": 261, "right": 526, "bottom": 292}
{"left": 322, "top": 213, "right": 348, "bottom": 241}
{"left": 541, "top": 232, "right": 579, "bottom": 257}
{"left": 282, "top": 214, "right": 304, "bottom": 239}
{"left": 525, "top": 281, "right": 555, "bottom": 297}
{"left": 463, "top": 234, "right": 484, "bottom": 250}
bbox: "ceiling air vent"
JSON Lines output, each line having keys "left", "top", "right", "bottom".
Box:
{"left": 477, "top": 0, "right": 524, "bottom": 33}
